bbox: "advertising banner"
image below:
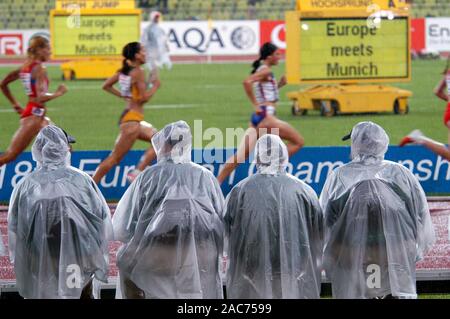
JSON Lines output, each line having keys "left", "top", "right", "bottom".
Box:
{"left": 411, "top": 18, "right": 425, "bottom": 53}
{"left": 141, "top": 20, "right": 260, "bottom": 56}
{"left": 0, "top": 30, "right": 50, "bottom": 56}
{"left": 425, "top": 17, "right": 450, "bottom": 53}
{"left": 260, "top": 20, "right": 286, "bottom": 52}
{"left": 1, "top": 146, "right": 450, "bottom": 202}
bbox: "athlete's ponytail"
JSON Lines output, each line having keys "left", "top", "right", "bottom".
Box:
{"left": 121, "top": 42, "right": 141, "bottom": 75}
{"left": 251, "top": 42, "right": 278, "bottom": 74}
{"left": 251, "top": 58, "right": 262, "bottom": 74}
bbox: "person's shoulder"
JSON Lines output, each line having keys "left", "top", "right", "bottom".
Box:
{"left": 140, "top": 162, "right": 192, "bottom": 180}
{"left": 383, "top": 160, "right": 419, "bottom": 182}
{"left": 240, "top": 173, "right": 283, "bottom": 190}
{"left": 140, "top": 164, "right": 163, "bottom": 177}
{"left": 66, "top": 166, "right": 94, "bottom": 181}
{"left": 142, "top": 162, "right": 220, "bottom": 188}
{"left": 285, "top": 172, "right": 309, "bottom": 185}
{"left": 227, "top": 177, "right": 249, "bottom": 197}
{"left": 14, "top": 171, "right": 36, "bottom": 189}
{"left": 326, "top": 162, "right": 349, "bottom": 175}
{"left": 240, "top": 173, "right": 265, "bottom": 186}
{"left": 130, "top": 66, "right": 144, "bottom": 77}
{"left": 65, "top": 166, "right": 87, "bottom": 176}
{"left": 183, "top": 162, "right": 210, "bottom": 172}
{"left": 29, "top": 61, "right": 44, "bottom": 77}
{"left": 31, "top": 60, "right": 43, "bottom": 70}
{"left": 381, "top": 160, "right": 411, "bottom": 173}
{"left": 256, "top": 64, "right": 271, "bottom": 74}
{"left": 187, "top": 163, "right": 218, "bottom": 180}
{"left": 285, "top": 173, "right": 318, "bottom": 196}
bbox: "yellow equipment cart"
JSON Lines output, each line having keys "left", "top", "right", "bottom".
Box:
{"left": 286, "top": 0, "right": 412, "bottom": 117}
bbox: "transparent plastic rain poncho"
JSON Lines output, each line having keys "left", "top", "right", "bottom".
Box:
{"left": 141, "top": 20, "right": 169, "bottom": 59}
{"left": 224, "top": 134, "right": 324, "bottom": 299}
{"left": 113, "top": 121, "right": 225, "bottom": 299}
{"left": 7, "top": 125, "right": 113, "bottom": 299}
{"left": 0, "top": 229, "right": 5, "bottom": 256}
{"left": 320, "top": 122, "right": 436, "bottom": 299}
{"left": 0, "top": 209, "right": 5, "bottom": 256}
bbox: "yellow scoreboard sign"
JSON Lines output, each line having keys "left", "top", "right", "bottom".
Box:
{"left": 286, "top": 12, "right": 410, "bottom": 84}
{"left": 297, "top": 0, "right": 409, "bottom": 11}
{"left": 50, "top": 9, "right": 140, "bottom": 59}
{"left": 55, "top": 0, "right": 136, "bottom": 10}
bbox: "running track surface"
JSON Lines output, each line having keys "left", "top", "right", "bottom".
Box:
{"left": 0, "top": 201, "right": 449, "bottom": 284}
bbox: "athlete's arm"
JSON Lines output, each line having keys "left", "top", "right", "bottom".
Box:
{"left": 243, "top": 68, "right": 271, "bottom": 111}
{"left": 102, "top": 72, "right": 124, "bottom": 99}
{"left": 34, "top": 65, "right": 67, "bottom": 104}
{"left": 134, "top": 68, "right": 160, "bottom": 104}
{"left": 278, "top": 75, "right": 287, "bottom": 88}
{"left": 0, "top": 68, "right": 22, "bottom": 114}
{"left": 144, "top": 77, "right": 161, "bottom": 102}
{"left": 434, "top": 76, "right": 448, "bottom": 102}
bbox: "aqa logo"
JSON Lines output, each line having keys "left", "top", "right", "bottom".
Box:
{"left": 231, "top": 26, "right": 256, "bottom": 50}
{"left": 168, "top": 27, "right": 225, "bottom": 53}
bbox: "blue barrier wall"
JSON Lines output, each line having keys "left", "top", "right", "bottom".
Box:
{"left": 1, "top": 145, "right": 450, "bottom": 201}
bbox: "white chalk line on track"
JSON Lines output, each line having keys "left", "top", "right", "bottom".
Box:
{"left": 64, "top": 85, "right": 100, "bottom": 90}
{"left": 65, "top": 84, "right": 240, "bottom": 90}
{"left": 1, "top": 104, "right": 202, "bottom": 112}
{"left": 0, "top": 102, "right": 291, "bottom": 113}
{"left": 144, "top": 104, "right": 203, "bottom": 109}
{"left": 0, "top": 107, "right": 58, "bottom": 113}
{"left": 193, "top": 84, "right": 240, "bottom": 89}
{"left": 1, "top": 101, "right": 290, "bottom": 113}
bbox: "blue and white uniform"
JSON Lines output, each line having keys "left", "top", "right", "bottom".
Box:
{"left": 251, "top": 65, "right": 279, "bottom": 127}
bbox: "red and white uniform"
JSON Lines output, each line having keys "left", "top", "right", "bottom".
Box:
{"left": 446, "top": 71, "right": 450, "bottom": 98}
{"left": 443, "top": 71, "right": 450, "bottom": 126}
{"left": 19, "top": 61, "right": 49, "bottom": 118}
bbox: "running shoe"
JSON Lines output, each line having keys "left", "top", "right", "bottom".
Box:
{"left": 399, "top": 129, "right": 424, "bottom": 147}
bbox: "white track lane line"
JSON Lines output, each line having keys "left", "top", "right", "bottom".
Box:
{"left": 144, "top": 104, "right": 203, "bottom": 109}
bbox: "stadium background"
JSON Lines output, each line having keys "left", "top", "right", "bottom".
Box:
{"left": 0, "top": 0, "right": 450, "bottom": 298}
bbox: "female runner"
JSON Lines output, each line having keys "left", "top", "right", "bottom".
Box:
{"left": 400, "top": 57, "right": 450, "bottom": 158}
{"left": 0, "top": 36, "right": 67, "bottom": 166}
{"left": 217, "top": 42, "right": 304, "bottom": 184}
{"left": 93, "top": 42, "right": 160, "bottom": 184}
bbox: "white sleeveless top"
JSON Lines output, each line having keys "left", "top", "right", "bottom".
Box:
{"left": 119, "top": 73, "right": 132, "bottom": 98}
{"left": 253, "top": 65, "right": 279, "bottom": 104}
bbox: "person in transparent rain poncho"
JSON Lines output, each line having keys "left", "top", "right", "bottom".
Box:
{"left": 0, "top": 200, "right": 6, "bottom": 257}
{"left": 141, "top": 11, "right": 172, "bottom": 82}
{"left": 1, "top": 180, "right": 7, "bottom": 256}
{"left": 224, "top": 134, "right": 324, "bottom": 299}
{"left": 320, "top": 121, "right": 436, "bottom": 299}
{"left": 7, "top": 125, "right": 113, "bottom": 299}
{"left": 113, "top": 121, "right": 225, "bottom": 299}
{"left": 0, "top": 229, "right": 5, "bottom": 257}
